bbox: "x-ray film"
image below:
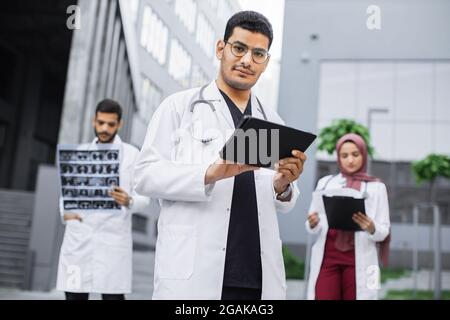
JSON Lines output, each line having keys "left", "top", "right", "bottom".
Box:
{"left": 57, "top": 144, "right": 121, "bottom": 213}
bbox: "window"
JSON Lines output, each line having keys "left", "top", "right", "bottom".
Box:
{"left": 174, "top": 0, "right": 197, "bottom": 33}
{"left": 317, "top": 61, "right": 450, "bottom": 161}
{"left": 140, "top": 5, "right": 169, "bottom": 65}
{"left": 140, "top": 78, "right": 162, "bottom": 122}
{"left": 191, "top": 64, "right": 210, "bottom": 88}
{"left": 196, "top": 13, "right": 215, "bottom": 58}
{"left": 168, "top": 39, "right": 192, "bottom": 87}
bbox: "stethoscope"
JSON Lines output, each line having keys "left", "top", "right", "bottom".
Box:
{"left": 188, "top": 84, "right": 268, "bottom": 144}
{"left": 320, "top": 174, "right": 369, "bottom": 199}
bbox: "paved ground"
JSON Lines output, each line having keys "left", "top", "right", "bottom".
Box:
{"left": 0, "top": 251, "right": 156, "bottom": 300}
{"left": 1, "top": 250, "right": 448, "bottom": 300}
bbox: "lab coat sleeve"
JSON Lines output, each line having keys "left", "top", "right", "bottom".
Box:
{"left": 305, "top": 178, "right": 328, "bottom": 234}
{"left": 368, "top": 182, "right": 390, "bottom": 242}
{"left": 127, "top": 147, "right": 156, "bottom": 215}
{"left": 305, "top": 195, "right": 323, "bottom": 234}
{"left": 272, "top": 181, "right": 300, "bottom": 213}
{"left": 133, "top": 96, "right": 215, "bottom": 202}
{"left": 127, "top": 192, "right": 152, "bottom": 215}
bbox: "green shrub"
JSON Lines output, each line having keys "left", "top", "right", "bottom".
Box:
{"left": 318, "top": 119, "right": 374, "bottom": 157}
{"left": 380, "top": 268, "right": 409, "bottom": 284}
{"left": 412, "top": 154, "right": 450, "bottom": 184}
{"left": 282, "top": 245, "right": 304, "bottom": 279}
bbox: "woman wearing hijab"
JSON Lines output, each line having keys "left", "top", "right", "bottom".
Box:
{"left": 305, "top": 133, "right": 390, "bottom": 300}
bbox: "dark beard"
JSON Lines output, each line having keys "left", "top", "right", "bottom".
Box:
{"left": 95, "top": 129, "right": 118, "bottom": 144}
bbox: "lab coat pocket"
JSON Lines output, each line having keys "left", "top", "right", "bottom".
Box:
{"left": 156, "top": 225, "right": 197, "bottom": 280}
{"left": 175, "top": 129, "right": 222, "bottom": 165}
{"left": 62, "top": 220, "right": 87, "bottom": 254}
{"left": 65, "top": 219, "right": 83, "bottom": 233}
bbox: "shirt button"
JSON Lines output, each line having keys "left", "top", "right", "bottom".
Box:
{"left": 222, "top": 247, "right": 226, "bottom": 251}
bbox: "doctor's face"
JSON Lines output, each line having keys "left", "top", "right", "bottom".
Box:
{"left": 339, "top": 142, "right": 363, "bottom": 174}
{"left": 93, "top": 112, "right": 122, "bottom": 143}
{"left": 216, "top": 27, "right": 270, "bottom": 91}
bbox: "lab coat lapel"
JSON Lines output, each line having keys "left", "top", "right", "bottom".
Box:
{"left": 250, "top": 94, "right": 265, "bottom": 120}
{"left": 202, "top": 81, "right": 234, "bottom": 130}
{"left": 202, "top": 81, "right": 265, "bottom": 126}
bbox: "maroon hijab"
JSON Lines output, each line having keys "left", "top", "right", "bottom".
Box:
{"left": 334, "top": 133, "right": 390, "bottom": 267}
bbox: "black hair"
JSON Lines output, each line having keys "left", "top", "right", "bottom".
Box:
{"left": 95, "top": 99, "right": 122, "bottom": 122}
{"left": 224, "top": 11, "right": 273, "bottom": 49}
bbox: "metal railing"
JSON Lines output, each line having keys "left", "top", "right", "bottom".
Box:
{"left": 412, "top": 203, "right": 442, "bottom": 299}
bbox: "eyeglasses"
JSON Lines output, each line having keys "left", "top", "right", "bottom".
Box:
{"left": 225, "top": 41, "right": 270, "bottom": 64}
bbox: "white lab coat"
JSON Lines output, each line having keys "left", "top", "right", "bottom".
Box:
{"left": 133, "top": 81, "right": 300, "bottom": 300}
{"left": 56, "top": 136, "right": 151, "bottom": 294}
{"left": 305, "top": 174, "right": 390, "bottom": 300}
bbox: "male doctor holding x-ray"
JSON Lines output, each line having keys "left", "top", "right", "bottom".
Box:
{"left": 133, "top": 11, "right": 307, "bottom": 300}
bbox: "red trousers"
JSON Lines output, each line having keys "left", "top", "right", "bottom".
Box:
{"left": 315, "top": 229, "right": 356, "bottom": 300}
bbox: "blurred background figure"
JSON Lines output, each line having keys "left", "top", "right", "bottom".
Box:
{"left": 306, "top": 133, "right": 390, "bottom": 300}
{"left": 56, "top": 100, "right": 151, "bottom": 300}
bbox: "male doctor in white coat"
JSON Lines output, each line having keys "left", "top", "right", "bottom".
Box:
{"left": 56, "top": 99, "right": 151, "bottom": 300}
{"left": 134, "top": 11, "right": 307, "bottom": 300}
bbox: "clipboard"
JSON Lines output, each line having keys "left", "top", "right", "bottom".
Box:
{"left": 220, "top": 116, "right": 317, "bottom": 168}
{"left": 322, "top": 195, "right": 366, "bottom": 231}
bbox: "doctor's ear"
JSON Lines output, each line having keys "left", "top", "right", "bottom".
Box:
{"left": 118, "top": 120, "right": 123, "bottom": 129}
{"left": 216, "top": 40, "right": 225, "bottom": 60}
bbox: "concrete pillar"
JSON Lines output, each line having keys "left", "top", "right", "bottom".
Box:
{"left": 58, "top": 0, "right": 98, "bottom": 145}
{"left": 106, "top": 19, "right": 122, "bottom": 98}
{"left": 81, "top": 0, "right": 117, "bottom": 143}
{"left": 97, "top": 0, "right": 117, "bottom": 101}
{"left": 113, "top": 40, "right": 126, "bottom": 102}
{"left": 83, "top": 0, "right": 109, "bottom": 140}
{"left": 27, "top": 165, "right": 62, "bottom": 291}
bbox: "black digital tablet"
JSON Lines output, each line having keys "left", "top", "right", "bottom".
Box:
{"left": 219, "top": 115, "right": 317, "bottom": 168}
{"left": 322, "top": 195, "right": 366, "bottom": 231}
